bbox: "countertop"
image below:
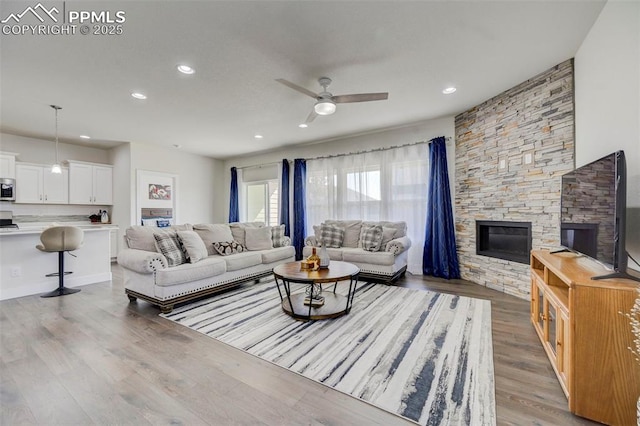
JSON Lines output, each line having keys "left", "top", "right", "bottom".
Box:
{"left": 0, "top": 222, "right": 118, "bottom": 236}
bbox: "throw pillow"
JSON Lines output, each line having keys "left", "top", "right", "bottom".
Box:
{"left": 359, "top": 224, "right": 383, "bottom": 252}
{"left": 320, "top": 223, "right": 345, "bottom": 248}
{"left": 245, "top": 226, "right": 273, "bottom": 251}
{"left": 313, "top": 225, "right": 322, "bottom": 244}
{"left": 193, "top": 224, "right": 234, "bottom": 256}
{"left": 271, "top": 224, "right": 287, "bottom": 248}
{"left": 380, "top": 226, "right": 399, "bottom": 251}
{"left": 177, "top": 230, "right": 208, "bottom": 263}
{"left": 153, "top": 232, "right": 187, "bottom": 266}
{"left": 126, "top": 226, "right": 163, "bottom": 252}
{"left": 326, "top": 220, "right": 362, "bottom": 248}
{"left": 212, "top": 241, "right": 245, "bottom": 256}
{"left": 375, "top": 221, "right": 406, "bottom": 238}
{"left": 229, "top": 222, "right": 265, "bottom": 247}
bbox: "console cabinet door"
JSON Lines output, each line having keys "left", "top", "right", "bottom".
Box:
{"left": 93, "top": 165, "right": 113, "bottom": 205}
{"left": 15, "top": 164, "right": 43, "bottom": 203}
{"left": 556, "top": 308, "right": 570, "bottom": 388}
{"left": 531, "top": 277, "right": 544, "bottom": 340}
{"left": 43, "top": 167, "right": 68, "bottom": 204}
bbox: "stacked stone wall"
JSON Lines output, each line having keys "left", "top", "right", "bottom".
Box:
{"left": 454, "top": 59, "right": 575, "bottom": 299}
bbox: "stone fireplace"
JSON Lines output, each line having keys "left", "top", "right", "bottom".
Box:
{"left": 454, "top": 59, "right": 575, "bottom": 299}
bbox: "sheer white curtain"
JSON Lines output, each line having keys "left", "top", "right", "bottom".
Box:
{"left": 306, "top": 143, "right": 429, "bottom": 273}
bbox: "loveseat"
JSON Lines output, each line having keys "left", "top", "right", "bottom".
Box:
{"left": 117, "top": 222, "right": 295, "bottom": 313}
{"left": 303, "top": 220, "right": 411, "bottom": 283}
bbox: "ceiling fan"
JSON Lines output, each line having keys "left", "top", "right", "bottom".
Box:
{"left": 276, "top": 77, "right": 389, "bottom": 123}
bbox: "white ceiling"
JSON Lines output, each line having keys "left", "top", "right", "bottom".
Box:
{"left": 0, "top": 1, "right": 605, "bottom": 159}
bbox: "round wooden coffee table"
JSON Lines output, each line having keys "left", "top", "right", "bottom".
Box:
{"left": 273, "top": 261, "right": 360, "bottom": 321}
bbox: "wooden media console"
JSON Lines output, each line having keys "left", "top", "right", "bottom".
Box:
{"left": 530, "top": 250, "right": 639, "bottom": 425}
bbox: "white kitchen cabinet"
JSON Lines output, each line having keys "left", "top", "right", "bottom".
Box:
{"left": 93, "top": 165, "right": 113, "bottom": 205}
{"left": 15, "top": 163, "right": 68, "bottom": 204}
{"left": 0, "top": 152, "right": 18, "bottom": 178}
{"left": 68, "top": 161, "right": 113, "bottom": 205}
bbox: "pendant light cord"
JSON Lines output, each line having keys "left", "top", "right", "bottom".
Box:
{"left": 50, "top": 105, "right": 62, "bottom": 166}
{"left": 55, "top": 107, "right": 59, "bottom": 164}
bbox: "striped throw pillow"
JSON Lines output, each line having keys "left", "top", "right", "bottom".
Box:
{"left": 320, "top": 223, "right": 345, "bottom": 248}
{"left": 153, "top": 232, "right": 187, "bottom": 266}
{"left": 359, "top": 224, "right": 383, "bottom": 252}
{"left": 271, "top": 225, "right": 287, "bottom": 248}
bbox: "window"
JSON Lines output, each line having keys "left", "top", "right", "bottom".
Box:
{"left": 246, "top": 180, "right": 279, "bottom": 226}
{"left": 305, "top": 144, "right": 429, "bottom": 274}
{"left": 240, "top": 163, "right": 280, "bottom": 225}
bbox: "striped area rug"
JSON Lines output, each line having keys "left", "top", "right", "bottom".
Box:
{"left": 161, "top": 279, "right": 496, "bottom": 425}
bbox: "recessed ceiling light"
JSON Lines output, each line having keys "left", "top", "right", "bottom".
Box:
{"left": 131, "top": 92, "right": 147, "bottom": 100}
{"left": 442, "top": 87, "right": 457, "bottom": 95}
{"left": 254, "top": 134, "right": 264, "bottom": 139}
{"left": 177, "top": 64, "right": 195, "bottom": 75}
{"left": 298, "top": 123, "right": 308, "bottom": 128}
{"left": 79, "top": 135, "right": 91, "bottom": 139}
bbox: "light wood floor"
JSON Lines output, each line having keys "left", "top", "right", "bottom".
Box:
{"left": 0, "top": 265, "right": 599, "bottom": 425}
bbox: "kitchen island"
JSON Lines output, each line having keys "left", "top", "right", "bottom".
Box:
{"left": 0, "top": 224, "right": 115, "bottom": 300}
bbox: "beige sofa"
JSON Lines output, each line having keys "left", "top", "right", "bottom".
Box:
{"left": 303, "top": 220, "right": 411, "bottom": 283}
{"left": 117, "top": 222, "right": 295, "bottom": 313}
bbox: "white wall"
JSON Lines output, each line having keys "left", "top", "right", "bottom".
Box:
{"left": 575, "top": 0, "right": 639, "bottom": 203}
{"left": 0, "top": 133, "right": 110, "bottom": 165}
{"left": 130, "top": 142, "right": 225, "bottom": 225}
{"left": 108, "top": 143, "right": 131, "bottom": 254}
{"left": 223, "top": 116, "right": 455, "bottom": 220}
{"left": 575, "top": 0, "right": 640, "bottom": 271}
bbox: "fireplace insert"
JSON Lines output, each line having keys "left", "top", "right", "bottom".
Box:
{"left": 476, "top": 220, "right": 532, "bottom": 264}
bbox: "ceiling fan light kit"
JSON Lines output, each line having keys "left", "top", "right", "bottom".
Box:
{"left": 276, "top": 76, "right": 388, "bottom": 122}
{"left": 314, "top": 99, "right": 336, "bottom": 115}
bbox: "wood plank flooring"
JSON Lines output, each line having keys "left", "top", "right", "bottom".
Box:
{"left": 0, "top": 265, "right": 600, "bottom": 425}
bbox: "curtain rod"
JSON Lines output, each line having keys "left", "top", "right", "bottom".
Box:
{"left": 237, "top": 161, "right": 281, "bottom": 171}
{"left": 304, "top": 136, "right": 451, "bottom": 161}
{"left": 232, "top": 136, "right": 452, "bottom": 169}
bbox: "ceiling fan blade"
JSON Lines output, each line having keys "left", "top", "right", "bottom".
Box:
{"left": 332, "top": 93, "right": 389, "bottom": 103}
{"left": 305, "top": 109, "right": 318, "bottom": 123}
{"left": 275, "top": 79, "right": 319, "bottom": 99}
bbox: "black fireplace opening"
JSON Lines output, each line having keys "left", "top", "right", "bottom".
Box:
{"left": 476, "top": 220, "right": 532, "bottom": 264}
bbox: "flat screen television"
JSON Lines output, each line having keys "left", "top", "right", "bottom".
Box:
{"left": 560, "top": 150, "right": 638, "bottom": 282}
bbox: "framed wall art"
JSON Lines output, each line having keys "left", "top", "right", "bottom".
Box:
{"left": 136, "top": 170, "right": 178, "bottom": 226}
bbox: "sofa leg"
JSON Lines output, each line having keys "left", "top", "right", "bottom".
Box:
{"left": 127, "top": 294, "right": 137, "bottom": 303}
{"left": 160, "top": 305, "right": 174, "bottom": 314}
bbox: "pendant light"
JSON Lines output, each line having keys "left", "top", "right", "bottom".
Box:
{"left": 50, "top": 105, "right": 62, "bottom": 174}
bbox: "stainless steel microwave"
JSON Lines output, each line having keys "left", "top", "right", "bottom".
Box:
{"left": 0, "top": 178, "right": 15, "bottom": 201}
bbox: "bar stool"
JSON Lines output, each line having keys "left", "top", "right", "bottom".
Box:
{"left": 36, "top": 226, "right": 84, "bottom": 298}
